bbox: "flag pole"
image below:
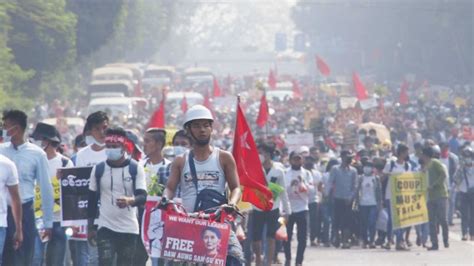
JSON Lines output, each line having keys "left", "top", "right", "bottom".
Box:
{"left": 264, "top": 88, "right": 268, "bottom": 139}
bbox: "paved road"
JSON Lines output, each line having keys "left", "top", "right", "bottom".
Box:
{"left": 282, "top": 218, "right": 473, "bottom": 266}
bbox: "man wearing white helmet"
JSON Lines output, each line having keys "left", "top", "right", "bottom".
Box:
{"left": 162, "top": 105, "right": 244, "bottom": 265}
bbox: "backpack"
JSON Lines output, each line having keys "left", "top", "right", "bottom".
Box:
{"left": 94, "top": 159, "right": 138, "bottom": 202}
{"left": 61, "top": 157, "right": 69, "bottom": 168}
{"left": 389, "top": 160, "right": 412, "bottom": 172}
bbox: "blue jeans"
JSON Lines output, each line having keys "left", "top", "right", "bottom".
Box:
{"left": 69, "top": 240, "right": 98, "bottom": 266}
{"left": 448, "top": 189, "right": 456, "bottom": 224}
{"left": 0, "top": 227, "right": 6, "bottom": 264}
{"left": 415, "top": 223, "right": 429, "bottom": 245}
{"left": 2, "top": 201, "right": 36, "bottom": 265}
{"left": 320, "top": 200, "right": 333, "bottom": 243}
{"left": 385, "top": 200, "right": 403, "bottom": 244}
{"left": 33, "top": 222, "right": 67, "bottom": 266}
{"left": 359, "top": 205, "right": 377, "bottom": 244}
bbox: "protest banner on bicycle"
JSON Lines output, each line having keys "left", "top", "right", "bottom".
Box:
{"left": 160, "top": 214, "right": 231, "bottom": 266}
{"left": 390, "top": 172, "right": 429, "bottom": 229}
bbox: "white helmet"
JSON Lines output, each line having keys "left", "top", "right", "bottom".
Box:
{"left": 183, "top": 105, "right": 213, "bottom": 127}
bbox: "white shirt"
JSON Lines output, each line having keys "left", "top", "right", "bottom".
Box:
{"left": 383, "top": 160, "right": 412, "bottom": 200}
{"left": 74, "top": 145, "right": 107, "bottom": 167}
{"left": 89, "top": 161, "right": 147, "bottom": 235}
{"left": 0, "top": 154, "right": 19, "bottom": 227}
{"left": 254, "top": 163, "right": 291, "bottom": 214}
{"left": 307, "top": 169, "right": 322, "bottom": 203}
{"left": 48, "top": 154, "right": 74, "bottom": 222}
{"left": 359, "top": 175, "right": 377, "bottom": 206}
{"left": 284, "top": 168, "right": 313, "bottom": 213}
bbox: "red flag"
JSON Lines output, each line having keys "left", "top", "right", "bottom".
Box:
{"left": 352, "top": 72, "right": 369, "bottom": 100}
{"left": 233, "top": 101, "right": 273, "bottom": 211}
{"left": 399, "top": 80, "right": 409, "bottom": 105}
{"left": 316, "top": 55, "right": 331, "bottom": 77}
{"left": 148, "top": 98, "right": 165, "bottom": 128}
{"left": 292, "top": 79, "right": 302, "bottom": 99}
{"left": 256, "top": 93, "right": 269, "bottom": 128}
{"left": 213, "top": 77, "right": 222, "bottom": 97}
{"left": 181, "top": 94, "right": 188, "bottom": 113}
{"left": 268, "top": 69, "right": 277, "bottom": 89}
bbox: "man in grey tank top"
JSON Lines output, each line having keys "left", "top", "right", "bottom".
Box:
{"left": 162, "top": 105, "right": 244, "bottom": 265}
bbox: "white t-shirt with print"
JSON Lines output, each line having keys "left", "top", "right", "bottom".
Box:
{"left": 89, "top": 161, "right": 146, "bottom": 235}
{"left": 284, "top": 168, "right": 313, "bottom": 213}
{"left": 74, "top": 145, "right": 107, "bottom": 167}
{"left": 48, "top": 154, "right": 74, "bottom": 222}
{"left": 0, "top": 154, "right": 19, "bottom": 227}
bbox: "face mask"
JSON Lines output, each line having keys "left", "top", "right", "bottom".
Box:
{"left": 33, "top": 140, "right": 48, "bottom": 150}
{"left": 105, "top": 148, "right": 124, "bottom": 161}
{"left": 465, "top": 158, "right": 473, "bottom": 165}
{"left": 85, "top": 135, "right": 105, "bottom": 147}
{"left": 173, "top": 146, "right": 188, "bottom": 156}
{"left": 363, "top": 167, "right": 373, "bottom": 175}
{"left": 273, "top": 155, "right": 281, "bottom": 162}
{"left": 2, "top": 126, "right": 14, "bottom": 142}
{"left": 291, "top": 165, "right": 301, "bottom": 171}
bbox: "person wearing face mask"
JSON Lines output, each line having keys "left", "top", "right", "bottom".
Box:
{"left": 70, "top": 134, "right": 87, "bottom": 165}
{"left": 31, "top": 122, "right": 74, "bottom": 266}
{"left": 381, "top": 143, "right": 414, "bottom": 251}
{"left": 0, "top": 110, "right": 54, "bottom": 266}
{"left": 421, "top": 146, "right": 449, "bottom": 250}
{"left": 301, "top": 150, "right": 323, "bottom": 247}
{"left": 251, "top": 143, "right": 290, "bottom": 266}
{"left": 354, "top": 161, "right": 382, "bottom": 249}
{"left": 454, "top": 147, "right": 474, "bottom": 241}
{"left": 283, "top": 151, "right": 313, "bottom": 266}
{"left": 87, "top": 127, "right": 147, "bottom": 265}
{"left": 70, "top": 111, "right": 109, "bottom": 266}
{"left": 438, "top": 142, "right": 459, "bottom": 226}
{"left": 326, "top": 150, "right": 358, "bottom": 249}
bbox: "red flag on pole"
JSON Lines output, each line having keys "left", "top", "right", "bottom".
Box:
{"left": 316, "top": 55, "right": 331, "bottom": 77}
{"left": 399, "top": 80, "right": 409, "bottom": 105}
{"left": 213, "top": 77, "right": 222, "bottom": 97}
{"left": 268, "top": 69, "right": 277, "bottom": 89}
{"left": 148, "top": 98, "right": 165, "bottom": 128}
{"left": 181, "top": 94, "right": 188, "bottom": 113}
{"left": 233, "top": 100, "right": 273, "bottom": 211}
{"left": 292, "top": 79, "right": 302, "bottom": 99}
{"left": 352, "top": 72, "right": 369, "bottom": 100}
{"left": 256, "top": 93, "right": 269, "bottom": 128}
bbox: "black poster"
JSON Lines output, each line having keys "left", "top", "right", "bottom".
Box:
{"left": 59, "top": 167, "right": 93, "bottom": 226}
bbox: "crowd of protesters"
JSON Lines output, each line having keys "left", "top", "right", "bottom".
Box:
{"left": 0, "top": 75, "right": 473, "bottom": 266}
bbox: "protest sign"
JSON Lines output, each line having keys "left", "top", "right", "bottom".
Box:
{"left": 285, "top": 133, "right": 314, "bottom": 153}
{"left": 339, "top": 97, "right": 358, "bottom": 109}
{"left": 390, "top": 172, "right": 429, "bottom": 229}
{"left": 59, "top": 167, "right": 93, "bottom": 227}
{"left": 359, "top": 97, "right": 378, "bottom": 110}
{"left": 141, "top": 196, "right": 163, "bottom": 257}
{"left": 161, "top": 214, "right": 231, "bottom": 266}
